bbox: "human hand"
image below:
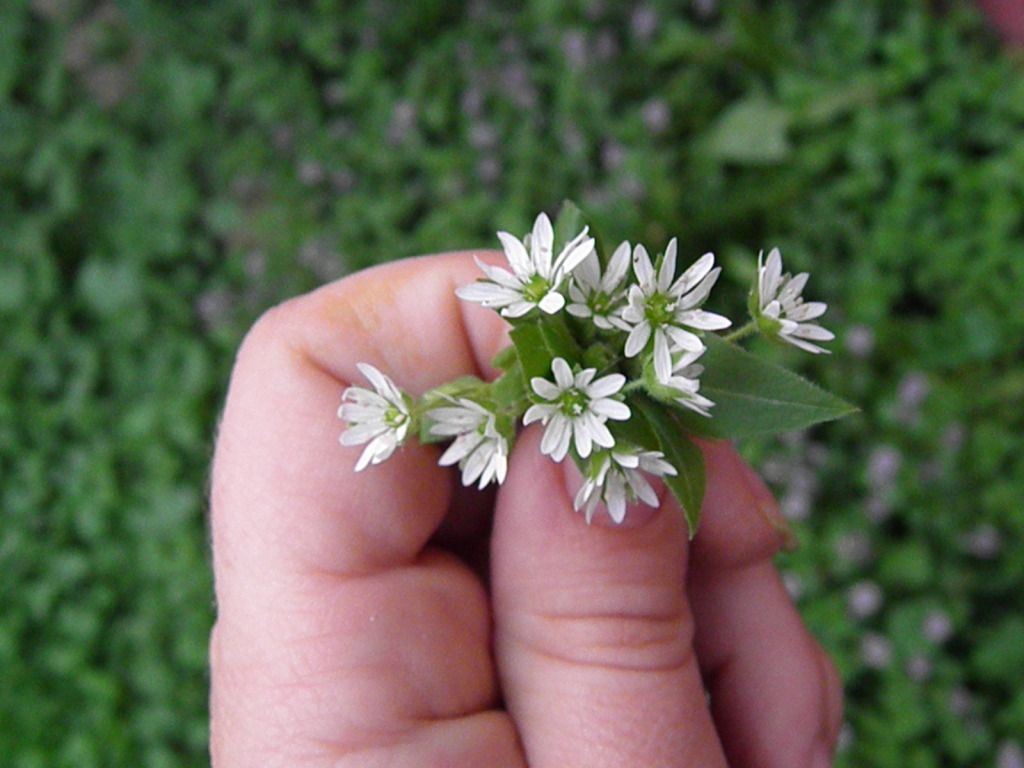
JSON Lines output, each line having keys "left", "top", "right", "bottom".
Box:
{"left": 209, "top": 251, "right": 843, "bottom": 767}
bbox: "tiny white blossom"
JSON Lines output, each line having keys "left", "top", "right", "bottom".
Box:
{"left": 663, "top": 348, "right": 715, "bottom": 417}
{"left": 574, "top": 448, "right": 677, "bottom": 524}
{"left": 523, "top": 357, "right": 630, "bottom": 462}
{"left": 755, "top": 247, "right": 834, "bottom": 354}
{"left": 338, "top": 363, "right": 411, "bottom": 471}
{"left": 621, "top": 240, "right": 731, "bottom": 382}
{"left": 566, "top": 241, "right": 633, "bottom": 330}
{"left": 428, "top": 398, "right": 509, "bottom": 489}
{"left": 457, "top": 212, "right": 595, "bottom": 317}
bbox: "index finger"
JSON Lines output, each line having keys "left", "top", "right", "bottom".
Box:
{"left": 210, "top": 251, "right": 507, "bottom": 582}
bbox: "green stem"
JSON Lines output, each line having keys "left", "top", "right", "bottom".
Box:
{"left": 622, "top": 380, "right": 647, "bottom": 395}
{"left": 723, "top": 320, "right": 758, "bottom": 344}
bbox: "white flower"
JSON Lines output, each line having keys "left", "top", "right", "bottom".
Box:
{"left": 566, "top": 241, "right": 633, "bottom": 330}
{"left": 621, "top": 239, "right": 731, "bottom": 383}
{"left": 338, "top": 363, "right": 412, "bottom": 471}
{"left": 573, "top": 448, "right": 677, "bottom": 524}
{"left": 456, "top": 212, "right": 595, "bottom": 317}
{"left": 428, "top": 398, "right": 509, "bottom": 489}
{"left": 755, "top": 247, "right": 834, "bottom": 354}
{"left": 523, "top": 357, "right": 630, "bottom": 462}
{"left": 663, "top": 348, "right": 715, "bottom": 417}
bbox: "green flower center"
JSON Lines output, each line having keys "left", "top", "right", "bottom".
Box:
{"left": 644, "top": 292, "right": 675, "bottom": 326}
{"left": 590, "top": 290, "right": 613, "bottom": 315}
{"left": 384, "top": 406, "right": 408, "bottom": 428}
{"left": 522, "top": 274, "right": 552, "bottom": 304}
{"left": 557, "top": 388, "right": 589, "bottom": 417}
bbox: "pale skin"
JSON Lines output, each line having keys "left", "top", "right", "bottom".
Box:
{"left": 209, "top": 251, "right": 844, "bottom": 767}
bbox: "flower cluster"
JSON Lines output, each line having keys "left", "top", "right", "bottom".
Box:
{"left": 338, "top": 207, "right": 838, "bottom": 527}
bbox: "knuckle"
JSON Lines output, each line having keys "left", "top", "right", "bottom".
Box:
{"left": 511, "top": 598, "right": 696, "bottom": 675}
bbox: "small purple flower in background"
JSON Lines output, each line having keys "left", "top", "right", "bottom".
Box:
{"left": 845, "top": 324, "right": 875, "bottom": 357}
{"left": 630, "top": 4, "right": 658, "bottom": 41}
{"left": 387, "top": 100, "right": 417, "bottom": 146}
{"left": 461, "top": 83, "right": 484, "bottom": 118}
{"left": 997, "top": 741, "right": 1024, "bottom": 768}
{"left": 961, "top": 524, "right": 1003, "bottom": 559}
{"left": 867, "top": 444, "right": 902, "bottom": 490}
{"left": 782, "top": 571, "right": 804, "bottom": 601}
{"left": 864, "top": 493, "right": 892, "bottom": 524}
{"left": 847, "top": 580, "right": 883, "bottom": 620}
{"left": 942, "top": 423, "right": 966, "bottom": 453}
{"left": 860, "top": 632, "right": 893, "bottom": 669}
{"left": 595, "top": 31, "right": 619, "bottom": 61}
{"left": 243, "top": 250, "right": 266, "bottom": 280}
{"left": 693, "top": 0, "right": 718, "bottom": 18}
{"left": 836, "top": 722, "right": 854, "bottom": 753}
{"left": 272, "top": 123, "right": 294, "bottom": 152}
{"left": 562, "top": 29, "right": 588, "bottom": 69}
{"left": 298, "top": 159, "right": 326, "bottom": 187}
{"left": 947, "top": 686, "right": 974, "bottom": 718}
{"left": 196, "top": 289, "right": 234, "bottom": 331}
{"left": 469, "top": 121, "right": 498, "bottom": 150}
{"left": 834, "top": 530, "right": 874, "bottom": 566}
{"left": 477, "top": 156, "right": 502, "bottom": 185}
{"left": 322, "top": 79, "right": 346, "bottom": 107}
{"left": 922, "top": 610, "right": 954, "bottom": 645}
{"left": 601, "top": 140, "right": 626, "bottom": 172}
{"left": 905, "top": 654, "right": 933, "bottom": 683}
{"left": 641, "top": 98, "right": 671, "bottom": 134}
{"left": 330, "top": 168, "right": 356, "bottom": 194}
{"left": 896, "top": 371, "right": 930, "bottom": 425}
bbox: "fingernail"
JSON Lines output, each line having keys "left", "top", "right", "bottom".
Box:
{"left": 561, "top": 458, "right": 664, "bottom": 529}
{"left": 734, "top": 452, "right": 799, "bottom": 551}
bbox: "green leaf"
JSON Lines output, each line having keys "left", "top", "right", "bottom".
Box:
{"left": 626, "top": 396, "right": 707, "bottom": 537}
{"left": 509, "top": 316, "right": 582, "bottom": 383}
{"left": 490, "top": 345, "right": 517, "bottom": 372}
{"left": 704, "top": 96, "right": 791, "bottom": 165}
{"left": 673, "top": 335, "right": 857, "bottom": 439}
{"left": 554, "top": 198, "right": 615, "bottom": 268}
{"left": 552, "top": 199, "right": 585, "bottom": 256}
{"left": 491, "top": 361, "right": 528, "bottom": 412}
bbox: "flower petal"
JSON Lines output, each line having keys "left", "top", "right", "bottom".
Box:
{"left": 531, "top": 212, "right": 555, "bottom": 277}
{"left": 590, "top": 398, "right": 631, "bottom": 420}
{"left": 551, "top": 357, "right": 574, "bottom": 389}
{"left": 523, "top": 403, "right": 556, "bottom": 425}
{"left": 603, "top": 241, "right": 632, "bottom": 291}
{"left": 632, "top": 244, "right": 655, "bottom": 289}
{"left": 586, "top": 372, "right": 626, "bottom": 399}
{"left": 573, "top": 418, "right": 593, "bottom": 458}
{"left": 538, "top": 290, "right": 566, "bottom": 314}
{"left": 531, "top": 377, "right": 562, "bottom": 401}
{"left": 653, "top": 329, "right": 672, "bottom": 383}
{"left": 497, "top": 230, "right": 532, "bottom": 279}
{"left": 658, "top": 238, "right": 677, "bottom": 293}
{"left": 670, "top": 251, "right": 715, "bottom": 297}
{"left": 624, "top": 322, "right": 651, "bottom": 357}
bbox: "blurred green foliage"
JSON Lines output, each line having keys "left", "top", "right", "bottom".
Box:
{"left": 1, "top": 0, "right": 1022, "bottom": 765}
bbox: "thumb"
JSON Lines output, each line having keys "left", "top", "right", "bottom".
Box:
{"left": 490, "top": 427, "right": 728, "bottom": 768}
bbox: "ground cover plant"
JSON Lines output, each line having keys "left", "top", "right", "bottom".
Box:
{"left": 1, "top": 1, "right": 1022, "bottom": 765}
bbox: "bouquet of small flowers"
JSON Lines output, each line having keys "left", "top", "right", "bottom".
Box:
{"left": 339, "top": 201, "right": 853, "bottom": 534}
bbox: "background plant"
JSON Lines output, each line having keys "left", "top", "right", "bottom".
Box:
{"left": 1, "top": 1, "right": 1022, "bottom": 766}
